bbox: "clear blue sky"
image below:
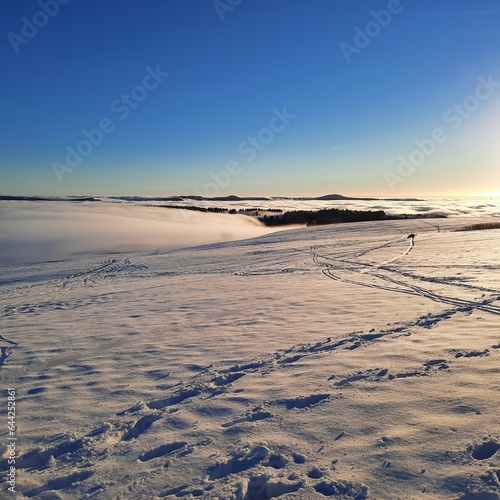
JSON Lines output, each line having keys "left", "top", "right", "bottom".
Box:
{"left": 1, "top": 0, "right": 499, "bottom": 197}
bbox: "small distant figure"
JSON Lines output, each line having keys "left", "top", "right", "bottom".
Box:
{"left": 407, "top": 233, "right": 416, "bottom": 245}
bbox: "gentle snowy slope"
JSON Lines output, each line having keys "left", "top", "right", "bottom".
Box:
{"left": 1, "top": 217, "right": 499, "bottom": 499}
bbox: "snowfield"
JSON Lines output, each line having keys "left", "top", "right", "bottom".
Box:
{"left": 1, "top": 211, "right": 499, "bottom": 499}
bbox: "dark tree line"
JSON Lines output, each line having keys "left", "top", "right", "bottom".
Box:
{"left": 259, "top": 208, "right": 387, "bottom": 226}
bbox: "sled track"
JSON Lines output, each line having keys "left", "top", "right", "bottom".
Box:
{"left": 311, "top": 245, "right": 500, "bottom": 316}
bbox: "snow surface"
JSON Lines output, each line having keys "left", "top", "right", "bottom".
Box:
{"left": 1, "top": 206, "right": 499, "bottom": 499}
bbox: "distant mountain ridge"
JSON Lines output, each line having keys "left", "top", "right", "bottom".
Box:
{"left": 315, "top": 194, "right": 423, "bottom": 202}
{"left": 0, "top": 195, "right": 97, "bottom": 202}
{"left": 0, "top": 194, "right": 423, "bottom": 202}
{"left": 315, "top": 194, "right": 377, "bottom": 201}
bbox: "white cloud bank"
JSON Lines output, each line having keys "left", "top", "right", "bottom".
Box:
{"left": 1, "top": 196, "right": 498, "bottom": 265}
{"left": 0, "top": 202, "right": 275, "bottom": 265}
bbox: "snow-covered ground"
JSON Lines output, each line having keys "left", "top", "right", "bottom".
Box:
{"left": 0, "top": 204, "right": 499, "bottom": 499}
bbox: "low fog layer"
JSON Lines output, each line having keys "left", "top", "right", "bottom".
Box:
{"left": 1, "top": 196, "right": 498, "bottom": 265}
{"left": 131, "top": 196, "right": 500, "bottom": 217}
{"left": 0, "top": 202, "right": 275, "bottom": 265}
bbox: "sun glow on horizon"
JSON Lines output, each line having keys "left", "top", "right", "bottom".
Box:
{"left": 474, "top": 191, "right": 500, "bottom": 197}
{"left": 450, "top": 189, "right": 500, "bottom": 198}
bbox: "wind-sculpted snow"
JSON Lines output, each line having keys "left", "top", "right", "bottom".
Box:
{"left": 0, "top": 216, "right": 499, "bottom": 498}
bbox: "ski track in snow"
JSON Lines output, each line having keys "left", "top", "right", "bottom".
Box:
{"left": 310, "top": 235, "right": 500, "bottom": 316}
{"left": 1, "top": 218, "right": 499, "bottom": 499}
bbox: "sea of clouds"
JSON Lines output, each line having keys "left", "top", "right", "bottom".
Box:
{"left": 0, "top": 197, "right": 498, "bottom": 265}
{"left": 0, "top": 201, "right": 274, "bottom": 265}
